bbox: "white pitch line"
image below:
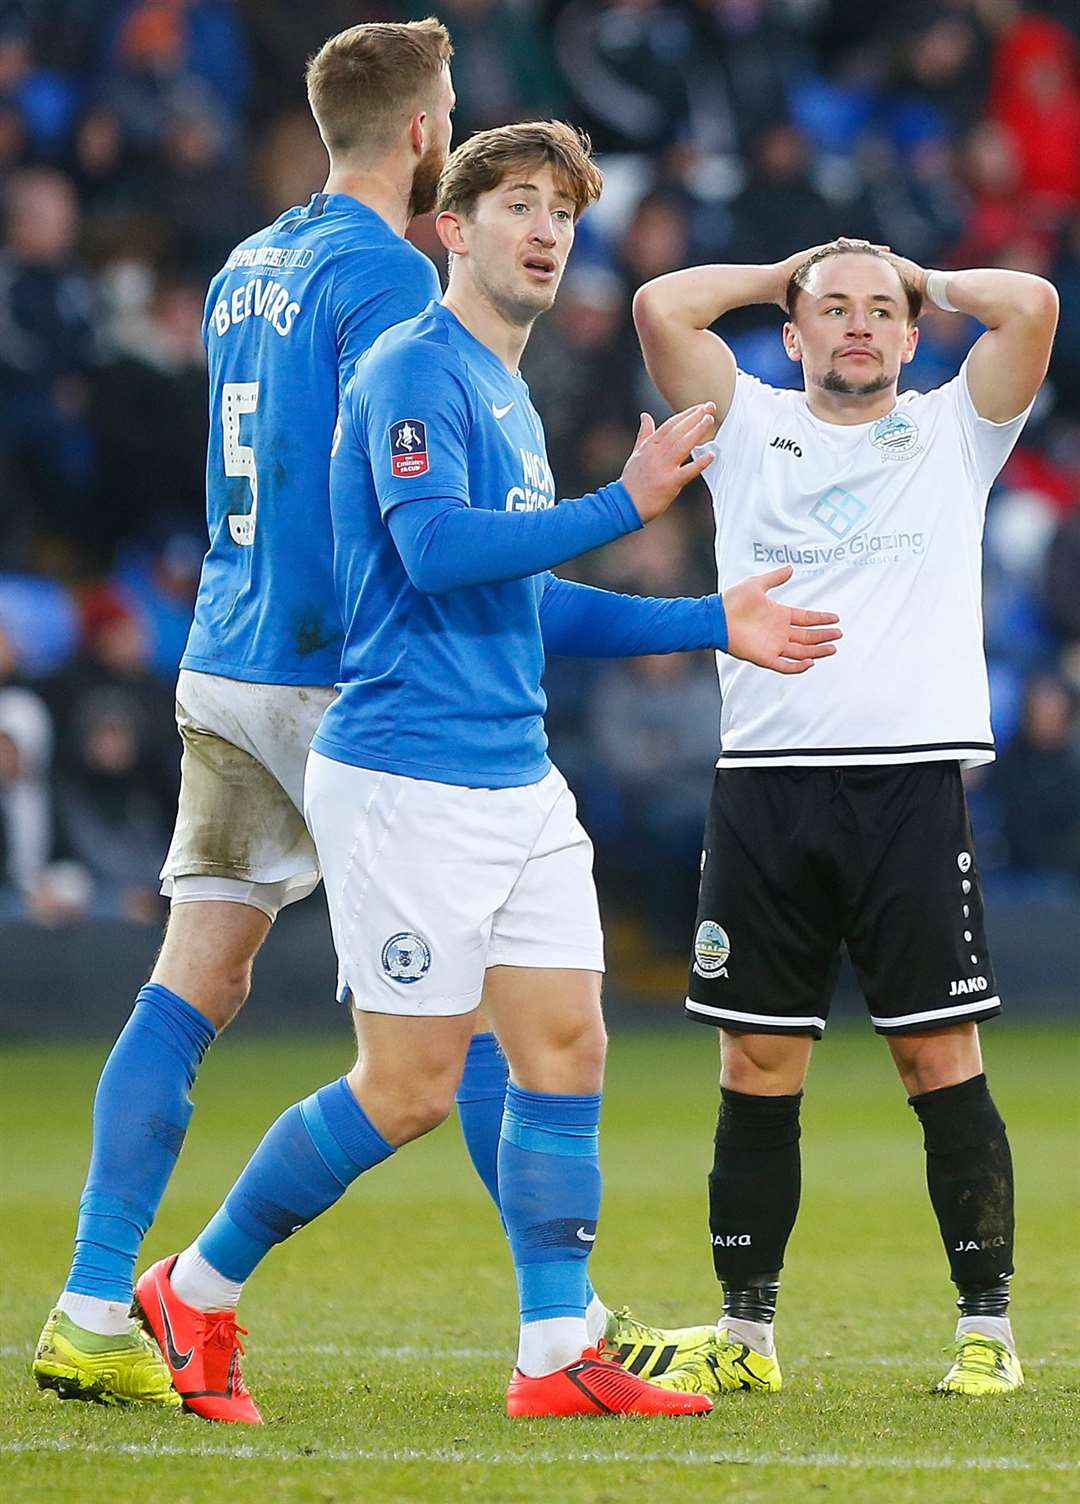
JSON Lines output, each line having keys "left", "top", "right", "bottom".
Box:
{"left": 1, "top": 1439, "right": 1077, "bottom": 1474}
{"left": 6, "top": 1342, "right": 1080, "bottom": 1368}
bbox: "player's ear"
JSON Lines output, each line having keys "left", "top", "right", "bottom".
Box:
{"left": 408, "top": 110, "right": 426, "bottom": 158}
{"left": 901, "top": 322, "right": 919, "bottom": 365}
{"left": 782, "top": 320, "right": 802, "bottom": 363}
{"left": 436, "top": 210, "right": 467, "bottom": 257}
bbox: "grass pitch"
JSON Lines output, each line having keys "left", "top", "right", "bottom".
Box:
{"left": 1, "top": 1023, "right": 1077, "bottom": 1503}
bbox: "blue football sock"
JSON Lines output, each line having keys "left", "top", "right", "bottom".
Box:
{"left": 498, "top": 1082, "right": 601, "bottom": 1325}
{"left": 455, "top": 1037, "right": 599, "bottom": 1306}
{"left": 197, "top": 1077, "right": 394, "bottom": 1283}
{"left": 65, "top": 983, "right": 216, "bottom": 1304}
{"left": 455, "top": 1032, "right": 507, "bottom": 1208}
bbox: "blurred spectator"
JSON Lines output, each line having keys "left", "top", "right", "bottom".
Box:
{"left": 0, "top": 625, "right": 52, "bottom": 899}
{"left": 45, "top": 583, "right": 179, "bottom": 804}
{"left": 553, "top": 0, "right": 694, "bottom": 155}
{"left": 90, "top": 273, "right": 208, "bottom": 561}
{"left": 991, "top": 676, "right": 1080, "bottom": 884}
{"left": 727, "top": 123, "right": 839, "bottom": 264}
{"left": 53, "top": 684, "right": 173, "bottom": 921}
{"left": 588, "top": 652, "right": 718, "bottom": 948}
{"left": 989, "top": 12, "right": 1080, "bottom": 217}
{"left": 0, "top": 167, "right": 96, "bottom": 547}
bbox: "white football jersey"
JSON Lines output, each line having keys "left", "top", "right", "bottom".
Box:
{"left": 700, "top": 361, "right": 1031, "bottom": 767}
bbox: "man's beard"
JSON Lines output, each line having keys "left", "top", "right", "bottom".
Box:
{"left": 408, "top": 139, "right": 446, "bottom": 219}
{"left": 818, "top": 365, "right": 893, "bottom": 396}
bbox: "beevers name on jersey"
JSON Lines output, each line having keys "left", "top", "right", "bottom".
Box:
{"left": 210, "top": 277, "right": 302, "bottom": 339}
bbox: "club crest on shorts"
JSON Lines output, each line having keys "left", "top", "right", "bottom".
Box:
{"left": 388, "top": 418, "right": 429, "bottom": 478}
{"left": 381, "top": 931, "right": 432, "bottom": 984}
{"left": 693, "top": 920, "right": 730, "bottom": 979}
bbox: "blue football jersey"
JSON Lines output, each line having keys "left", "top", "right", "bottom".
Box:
{"left": 181, "top": 193, "right": 442, "bottom": 686}
{"left": 313, "top": 301, "right": 562, "bottom": 787}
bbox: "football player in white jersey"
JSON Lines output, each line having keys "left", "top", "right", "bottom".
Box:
{"left": 633, "top": 239, "right": 1058, "bottom": 1396}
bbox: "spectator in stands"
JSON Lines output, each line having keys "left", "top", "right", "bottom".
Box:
{"left": 0, "top": 168, "right": 96, "bottom": 545}
{"left": 587, "top": 651, "right": 719, "bottom": 948}
{"left": 990, "top": 11, "right": 1080, "bottom": 218}
{"left": 45, "top": 584, "right": 178, "bottom": 806}
{"left": 992, "top": 676, "right": 1080, "bottom": 885}
{"left": 0, "top": 626, "right": 52, "bottom": 903}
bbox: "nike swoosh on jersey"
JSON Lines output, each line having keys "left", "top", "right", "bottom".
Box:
{"left": 492, "top": 401, "right": 515, "bottom": 419}
{"left": 576, "top": 1227, "right": 597, "bottom": 1243}
{"left": 158, "top": 1295, "right": 195, "bottom": 1371}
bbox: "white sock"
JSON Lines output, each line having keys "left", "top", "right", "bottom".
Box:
{"left": 57, "top": 1291, "right": 135, "bottom": 1338}
{"left": 516, "top": 1316, "right": 589, "bottom": 1378}
{"left": 169, "top": 1246, "right": 243, "bottom": 1312}
{"left": 585, "top": 1293, "right": 610, "bottom": 1346}
{"left": 956, "top": 1314, "right": 1016, "bottom": 1353}
{"left": 722, "top": 1315, "right": 775, "bottom": 1357}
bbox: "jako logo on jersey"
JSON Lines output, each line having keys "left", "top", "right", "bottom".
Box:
{"left": 712, "top": 1234, "right": 751, "bottom": 1247}
{"left": 211, "top": 278, "right": 301, "bottom": 338}
{"left": 381, "top": 931, "right": 432, "bottom": 983}
{"left": 869, "top": 410, "right": 922, "bottom": 461}
{"left": 389, "top": 419, "right": 429, "bottom": 478}
{"left": 953, "top": 1235, "right": 1007, "bottom": 1252}
{"left": 950, "top": 976, "right": 988, "bottom": 995}
{"left": 769, "top": 436, "right": 803, "bottom": 457}
{"left": 693, "top": 920, "right": 730, "bottom": 979}
{"left": 957, "top": 851, "right": 972, "bottom": 873}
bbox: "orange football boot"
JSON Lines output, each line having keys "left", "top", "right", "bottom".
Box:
{"left": 134, "top": 1256, "right": 262, "bottom": 1424}
{"left": 507, "top": 1345, "right": 713, "bottom": 1417}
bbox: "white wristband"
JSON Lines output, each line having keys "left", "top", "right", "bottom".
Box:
{"left": 925, "top": 270, "right": 959, "bottom": 313}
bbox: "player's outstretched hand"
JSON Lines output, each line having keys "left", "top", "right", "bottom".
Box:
{"left": 620, "top": 405, "right": 716, "bottom": 522}
{"left": 723, "top": 564, "right": 842, "bottom": 675}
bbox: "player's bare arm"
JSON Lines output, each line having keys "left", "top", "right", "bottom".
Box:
{"left": 632, "top": 249, "right": 831, "bottom": 422}
{"left": 888, "top": 255, "right": 1059, "bottom": 423}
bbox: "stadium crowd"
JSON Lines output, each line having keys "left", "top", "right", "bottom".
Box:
{"left": 1, "top": 0, "right": 1079, "bottom": 935}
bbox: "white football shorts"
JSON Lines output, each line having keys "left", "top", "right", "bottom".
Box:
{"left": 160, "top": 669, "right": 335, "bottom": 918}
{"left": 304, "top": 752, "right": 605, "bottom": 1017}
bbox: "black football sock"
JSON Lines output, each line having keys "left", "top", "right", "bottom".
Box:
{"left": 909, "top": 1072, "right": 1014, "bottom": 1317}
{"left": 709, "top": 1087, "right": 802, "bottom": 1323}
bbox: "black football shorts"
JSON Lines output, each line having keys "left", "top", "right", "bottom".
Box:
{"left": 685, "top": 762, "right": 1001, "bottom": 1038}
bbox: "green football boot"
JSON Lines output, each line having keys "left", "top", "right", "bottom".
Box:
{"left": 602, "top": 1305, "right": 719, "bottom": 1380}
{"left": 33, "top": 1308, "right": 182, "bottom": 1408}
{"left": 934, "top": 1333, "right": 1024, "bottom": 1395}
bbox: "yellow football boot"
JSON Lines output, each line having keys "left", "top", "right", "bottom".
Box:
{"left": 934, "top": 1333, "right": 1024, "bottom": 1395}
{"left": 603, "top": 1305, "right": 719, "bottom": 1380}
{"left": 33, "top": 1308, "right": 182, "bottom": 1408}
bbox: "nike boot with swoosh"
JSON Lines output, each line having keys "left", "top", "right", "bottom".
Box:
{"left": 506, "top": 1345, "right": 713, "bottom": 1417}
{"left": 134, "top": 1256, "right": 262, "bottom": 1423}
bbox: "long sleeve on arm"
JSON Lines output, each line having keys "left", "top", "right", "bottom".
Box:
{"left": 539, "top": 575, "right": 728, "bottom": 657}
{"left": 385, "top": 483, "right": 642, "bottom": 595}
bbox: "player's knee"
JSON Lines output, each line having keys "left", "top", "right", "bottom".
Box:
{"left": 889, "top": 1023, "right": 982, "bottom": 1096}
{"left": 720, "top": 1029, "right": 810, "bottom": 1096}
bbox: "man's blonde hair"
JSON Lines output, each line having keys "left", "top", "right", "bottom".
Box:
{"left": 436, "top": 121, "right": 603, "bottom": 220}
{"left": 305, "top": 18, "right": 452, "bottom": 161}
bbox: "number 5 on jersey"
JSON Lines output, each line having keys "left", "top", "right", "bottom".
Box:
{"left": 223, "top": 381, "right": 259, "bottom": 546}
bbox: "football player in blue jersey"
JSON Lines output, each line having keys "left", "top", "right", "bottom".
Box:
{"left": 133, "top": 123, "right": 842, "bottom": 1421}
{"left": 33, "top": 19, "right": 459, "bottom": 1415}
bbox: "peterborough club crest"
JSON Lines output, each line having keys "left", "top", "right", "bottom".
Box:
{"left": 381, "top": 931, "right": 432, "bottom": 984}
